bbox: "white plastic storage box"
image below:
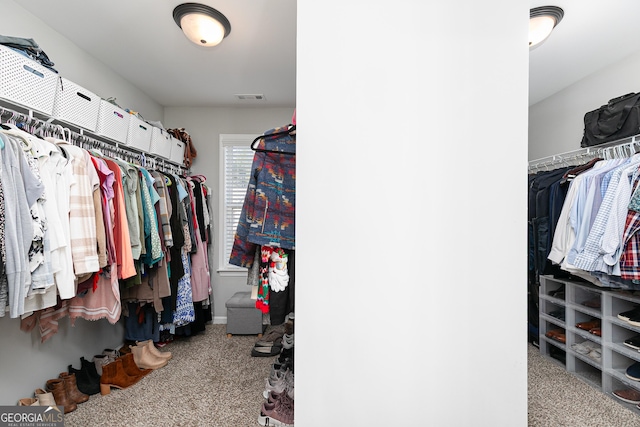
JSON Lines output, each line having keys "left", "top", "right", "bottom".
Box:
{"left": 149, "top": 127, "right": 173, "bottom": 159}
{"left": 169, "top": 137, "right": 185, "bottom": 165}
{"left": 0, "top": 45, "right": 58, "bottom": 115}
{"left": 96, "top": 100, "right": 130, "bottom": 144}
{"left": 126, "top": 115, "right": 152, "bottom": 152}
{"left": 52, "top": 77, "right": 101, "bottom": 131}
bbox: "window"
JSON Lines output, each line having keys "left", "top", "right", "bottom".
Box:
{"left": 219, "top": 134, "right": 258, "bottom": 273}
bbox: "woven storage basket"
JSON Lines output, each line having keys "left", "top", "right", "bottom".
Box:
{"left": 52, "top": 77, "right": 101, "bottom": 131}
{"left": 0, "top": 45, "right": 58, "bottom": 115}
{"left": 149, "top": 127, "right": 172, "bottom": 159}
{"left": 126, "top": 115, "right": 152, "bottom": 152}
{"left": 169, "top": 137, "right": 185, "bottom": 165}
{"left": 95, "top": 99, "right": 130, "bottom": 144}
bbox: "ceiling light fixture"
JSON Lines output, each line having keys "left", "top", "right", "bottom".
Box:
{"left": 529, "top": 6, "right": 564, "bottom": 50}
{"left": 173, "top": 3, "right": 231, "bottom": 47}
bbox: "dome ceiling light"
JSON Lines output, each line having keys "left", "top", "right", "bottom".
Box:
{"left": 173, "top": 3, "right": 231, "bottom": 47}
{"left": 529, "top": 6, "right": 564, "bottom": 50}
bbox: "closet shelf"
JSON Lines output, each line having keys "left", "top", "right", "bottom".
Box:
{"left": 540, "top": 312, "right": 566, "bottom": 328}
{"left": 0, "top": 98, "right": 187, "bottom": 173}
{"left": 539, "top": 275, "right": 640, "bottom": 411}
{"left": 567, "top": 303, "right": 601, "bottom": 318}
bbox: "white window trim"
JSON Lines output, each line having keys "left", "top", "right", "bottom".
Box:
{"left": 218, "top": 133, "right": 259, "bottom": 276}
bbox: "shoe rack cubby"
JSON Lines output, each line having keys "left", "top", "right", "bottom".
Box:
{"left": 539, "top": 275, "right": 640, "bottom": 412}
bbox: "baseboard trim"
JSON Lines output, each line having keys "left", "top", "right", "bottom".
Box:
{"left": 213, "top": 316, "right": 227, "bottom": 324}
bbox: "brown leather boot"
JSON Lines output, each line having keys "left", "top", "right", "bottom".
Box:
{"left": 45, "top": 379, "right": 77, "bottom": 414}
{"left": 59, "top": 372, "right": 89, "bottom": 404}
{"left": 131, "top": 344, "right": 167, "bottom": 370}
{"left": 99, "top": 358, "right": 138, "bottom": 395}
{"left": 119, "top": 352, "right": 152, "bottom": 384}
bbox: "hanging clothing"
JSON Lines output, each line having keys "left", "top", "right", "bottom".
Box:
{"left": 31, "top": 138, "right": 68, "bottom": 300}
{"left": 138, "top": 167, "right": 163, "bottom": 266}
{"left": 173, "top": 250, "right": 195, "bottom": 326}
{"left": 102, "top": 158, "right": 137, "bottom": 280}
{"left": 166, "top": 173, "right": 187, "bottom": 315}
{"left": 0, "top": 110, "right": 212, "bottom": 339}
{"left": 0, "top": 161, "right": 6, "bottom": 316}
{"left": 114, "top": 159, "right": 142, "bottom": 260}
{"left": 0, "top": 133, "right": 40, "bottom": 318}
{"left": 230, "top": 126, "right": 296, "bottom": 268}
{"left": 90, "top": 155, "right": 117, "bottom": 267}
{"left": 572, "top": 156, "right": 640, "bottom": 273}
{"left": 152, "top": 170, "right": 173, "bottom": 249}
{"left": 268, "top": 249, "right": 295, "bottom": 325}
{"left": 547, "top": 155, "right": 640, "bottom": 289}
{"left": 187, "top": 177, "right": 211, "bottom": 303}
{"left": 50, "top": 139, "right": 101, "bottom": 279}
{"left": 68, "top": 263, "right": 121, "bottom": 325}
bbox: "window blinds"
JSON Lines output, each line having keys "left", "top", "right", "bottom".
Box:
{"left": 221, "top": 137, "right": 255, "bottom": 269}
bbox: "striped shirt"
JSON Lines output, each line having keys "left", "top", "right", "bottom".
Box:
{"left": 51, "top": 140, "right": 100, "bottom": 277}
{"left": 574, "top": 155, "right": 640, "bottom": 272}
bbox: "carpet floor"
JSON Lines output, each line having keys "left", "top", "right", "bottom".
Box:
{"left": 528, "top": 343, "right": 640, "bottom": 426}
{"left": 66, "top": 331, "right": 638, "bottom": 426}
{"left": 64, "top": 323, "right": 278, "bottom": 427}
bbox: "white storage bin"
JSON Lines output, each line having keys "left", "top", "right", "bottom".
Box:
{"left": 0, "top": 45, "right": 58, "bottom": 115}
{"left": 126, "top": 115, "right": 152, "bottom": 152}
{"left": 52, "top": 77, "right": 101, "bottom": 131}
{"left": 169, "top": 137, "right": 185, "bottom": 165}
{"left": 95, "top": 100, "right": 130, "bottom": 144}
{"left": 149, "top": 127, "right": 173, "bottom": 159}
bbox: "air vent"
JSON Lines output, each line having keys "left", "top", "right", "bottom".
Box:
{"left": 234, "top": 94, "right": 266, "bottom": 101}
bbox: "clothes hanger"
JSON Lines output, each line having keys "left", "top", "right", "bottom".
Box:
{"left": 250, "top": 124, "right": 296, "bottom": 155}
{"left": 88, "top": 141, "right": 106, "bottom": 157}
{"left": 1, "top": 126, "right": 34, "bottom": 152}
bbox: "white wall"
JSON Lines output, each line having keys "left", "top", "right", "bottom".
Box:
{"left": 163, "top": 107, "right": 295, "bottom": 322}
{"left": 0, "top": 0, "right": 163, "bottom": 122}
{"left": 296, "top": 1, "right": 528, "bottom": 426}
{"left": 0, "top": 0, "right": 163, "bottom": 404}
{"left": 529, "top": 50, "right": 640, "bottom": 160}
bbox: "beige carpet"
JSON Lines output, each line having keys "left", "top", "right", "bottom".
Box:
{"left": 528, "top": 343, "right": 640, "bottom": 426}
{"left": 64, "top": 324, "right": 278, "bottom": 427}
{"left": 67, "top": 332, "right": 640, "bottom": 426}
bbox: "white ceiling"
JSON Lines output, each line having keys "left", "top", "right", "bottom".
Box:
{"left": 529, "top": 0, "right": 640, "bottom": 106}
{"left": 12, "top": 1, "right": 640, "bottom": 109}
{"left": 13, "top": 0, "right": 296, "bottom": 108}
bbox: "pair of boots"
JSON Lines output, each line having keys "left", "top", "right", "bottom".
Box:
{"left": 68, "top": 357, "right": 101, "bottom": 396}
{"left": 129, "top": 339, "right": 172, "bottom": 370}
{"left": 17, "top": 388, "right": 56, "bottom": 407}
{"left": 99, "top": 352, "right": 152, "bottom": 395}
{"left": 45, "top": 372, "right": 89, "bottom": 413}
{"left": 93, "top": 348, "right": 122, "bottom": 376}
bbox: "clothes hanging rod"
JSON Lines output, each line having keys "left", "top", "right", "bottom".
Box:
{"left": 0, "top": 103, "right": 188, "bottom": 175}
{"left": 528, "top": 134, "right": 640, "bottom": 165}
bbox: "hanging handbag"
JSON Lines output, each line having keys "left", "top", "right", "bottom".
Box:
{"left": 580, "top": 92, "right": 640, "bottom": 147}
